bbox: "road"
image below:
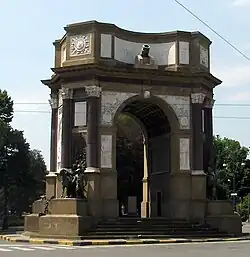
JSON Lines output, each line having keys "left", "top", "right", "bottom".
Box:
{"left": 0, "top": 240, "right": 250, "bottom": 256}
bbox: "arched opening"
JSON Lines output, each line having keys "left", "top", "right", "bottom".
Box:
{"left": 115, "top": 98, "right": 172, "bottom": 217}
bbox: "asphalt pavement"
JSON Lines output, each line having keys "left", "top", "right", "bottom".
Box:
{"left": 0, "top": 240, "right": 250, "bottom": 257}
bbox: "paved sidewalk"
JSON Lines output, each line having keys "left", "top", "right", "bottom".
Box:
{"left": 1, "top": 234, "right": 250, "bottom": 246}
{"left": 1, "top": 224, "right": 250, "bottom": 246}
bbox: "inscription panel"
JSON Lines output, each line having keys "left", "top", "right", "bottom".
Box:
{"left": 101, "top": 135, "right": 112, "bottom": 168}
{"left": 114, "top": 37, "right": 176, "bottom": 65}
{"left": 200, "top": 44, "right": 209, "bottom": 68}
{"left": 74, "top": 101, "right": 87, "bottom": 126}
{"left": 180, "top": 138, "right": 190, "bottom": 170}
{"left": 157, "top": 95, "right": 190, "bottom": 129}
{"left": 179, "top": 41, "right": 189, "bottom": 65}
{"left": 101, "top": 34, "right": 112, "bottom": 58}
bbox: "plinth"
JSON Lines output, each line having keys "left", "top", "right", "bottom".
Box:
{"left": 24, "top": 198, "right": 97, "bottom": 239}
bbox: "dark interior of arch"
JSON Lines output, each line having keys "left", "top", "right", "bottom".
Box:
{"left": 121, "top": 100, "right": 171, "bottom": 138}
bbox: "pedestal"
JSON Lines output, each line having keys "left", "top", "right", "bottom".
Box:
{"left": 84, "top": 168, "right": 101, "bottom": 217}
{"left": 205, "top": 201, "right": 242, "bottom": 235}
{"left": 191, "top": 170, "right": 207, "bottom": 220}
{"left": 24, "top": 198, "right": 96, "bottom": 239}
{"left": 45, "top": 173, "right": 57, "bottom": 199}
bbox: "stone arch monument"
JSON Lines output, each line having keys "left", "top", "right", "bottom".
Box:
{"left": 24, "top": 21, "right": 242, "bottom": 238}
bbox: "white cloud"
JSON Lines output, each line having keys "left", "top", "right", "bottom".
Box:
{"left": 212, "top": 63, "right": 250, "bottom": 88}
{"left": 231, "top": 0, "right": 250, "bottom": 6}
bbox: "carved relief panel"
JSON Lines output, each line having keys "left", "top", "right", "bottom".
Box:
{"left": 101, "top": 91, "right": 137, "bottom": 125}
{"left": 157, "top": 95, "right": 190, "bottom": 130}
{"left": 70, "top": 34, "right": 91, "bottom": 57}
{"left": 101, "top": 135, "right": 112, "bottom": 168}
{"left": 180, "top": 138, "right": 190, "bottom": 170}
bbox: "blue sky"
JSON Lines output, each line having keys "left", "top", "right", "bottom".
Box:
{"left": 1, "top": 0, "right": 250, "bottom": 168}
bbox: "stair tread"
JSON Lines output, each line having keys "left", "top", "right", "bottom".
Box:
{"left": 87, "top": 218, "right": 229, "bottom": 238}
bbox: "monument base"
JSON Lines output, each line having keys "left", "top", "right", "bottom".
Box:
{"left": 24, "top": 198, "right": 99, "bottom": 238}
{"left": 205, "top": 200, "right": 242, "bottom": 236}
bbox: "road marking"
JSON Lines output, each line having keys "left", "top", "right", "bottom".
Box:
{"left": 52, "top": 245, "right": 76, "bottom": 249}
{"left": 31, "top": 246, "right": 56, "bottom": 251}
{"left": 10, "top": 246, "right": 35, "bottom": 251}
{"left": 0, "top": 247, "right": 12, "bottom": 252}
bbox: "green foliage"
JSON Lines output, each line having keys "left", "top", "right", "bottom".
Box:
{"left": 0, "top": 89, "right": 13, "bottom": 123}
{"left": 213, "top": 135, "right": 250, "bottom": 200}
{"left": 237, "top": 196, "right": 249, "bottom": 222}
{"left": 0, "top": 89, "right": 47, "bottom": 217}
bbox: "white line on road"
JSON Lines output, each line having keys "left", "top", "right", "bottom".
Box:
{"left": 52, "top": 246, "right": 77, "bottom": 249}
{"left": 0, "top": 247, "right": 12, "bottom": 251}
{"left": 10, "top": 246, "right": 35, "bottom": 251}
{"left": 30, "top": 246, "right": 56, "bottom": 251}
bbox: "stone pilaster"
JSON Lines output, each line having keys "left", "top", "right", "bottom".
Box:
{"left": 203, "top": 98, "right": 215, "bottom": 173}
{"left": 85, "top": 85, "right": 102, "bottom": 170}
{"left": 191, "top": 93, "right": 206, "bottom": 173}
{"left": 48, "top": 93, "right": 58, "bottom": 172}
{"left": 60, "top": 88, "right": 73, "bottom": 170}
{"left": 84, "top": 85, "right": 102, "bottom": 217}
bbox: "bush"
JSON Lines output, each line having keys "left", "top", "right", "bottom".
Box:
{"left": 237, "top": 196, "right": 249, "bottom": 222}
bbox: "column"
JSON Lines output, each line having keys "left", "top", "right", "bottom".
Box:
{"left": 48, "top": 93, "right": 58, "bottom": 172}
{"left": 204, "top": 98, "right": 215, "bottom": 170}
{"left": 84, "top": 85, "right": 102, "bottom": 217}
{"left": 204, "top": 98, "right": 215, "bottom": 199}
{"left": 85, "top": 85, "right": 102, "bottom": 171}
{"left": 191, "top": 93, "right": 206, "bottom": 173}
{"left": 60, "top": 87, "right": 73, "bottom": 170}
{"left": 190, "top": 93, "right": 207, "bottom": 219}
{"left": 141, "top": 136, "right": 150, "bottom": 218}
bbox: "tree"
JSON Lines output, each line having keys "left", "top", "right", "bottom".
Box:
{"left": 0, "top": 89, "right": 47, "bottom": 226}
{"left": 27, "top": 149, "right": 47, "bottom": 200}
{"left": 213, "top": 135, "right": 250, "bottom": 201}
{"left": 0, "top": 89, "right": 14, "bottom": 229}
{"left": 1, "top": 128, "right": 31, "bottom": 219}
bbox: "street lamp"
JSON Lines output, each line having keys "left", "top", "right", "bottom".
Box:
{"left": 226, "top": 162, "right": 245, "bottom": 212}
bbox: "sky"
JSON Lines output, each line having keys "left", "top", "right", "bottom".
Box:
{"left": 1, "top": 0, "right": 250, "bottom": 169}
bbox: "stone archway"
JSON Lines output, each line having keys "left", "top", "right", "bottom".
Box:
{"left": 113, "top": 94, "right": 179, "bottom": 217}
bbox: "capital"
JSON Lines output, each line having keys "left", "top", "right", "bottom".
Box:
{"left": 85, "top": 85, "right": 102, "bottom": 98}
{"left": 48, "top": 94, "right": 58, "bottom": 109}
{"left": 191, "top": 93, "right": 206, "bottom": 104}
{"left": 59, "top": 88, "right": 73, "bottom": 100}
{"left": 204, "top": 98, "right": 215, "bottom": 108}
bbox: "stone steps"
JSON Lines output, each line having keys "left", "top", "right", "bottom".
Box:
{"left": 93, "top": 227, "right": 217, "bottom": 232}
{"left": 84, "top": 218, "right": 230, "bottom": 239}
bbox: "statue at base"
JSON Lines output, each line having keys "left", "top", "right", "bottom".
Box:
{"left": 134, "top": 44, "right": 158, "bottom": 69}
{"left": 60, "top": 148, "right": 87, "bottom": 199}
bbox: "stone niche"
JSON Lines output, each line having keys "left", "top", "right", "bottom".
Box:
{"left": 53, "top": 21, "right": 211, "bottom": 72}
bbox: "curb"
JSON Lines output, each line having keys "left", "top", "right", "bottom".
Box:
{"left": 1, "top": 235, "right": 250, "bottom": 246}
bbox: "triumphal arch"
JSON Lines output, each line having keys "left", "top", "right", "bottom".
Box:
{"left": 24, "top": 21, "right": 242, "bottom": 238}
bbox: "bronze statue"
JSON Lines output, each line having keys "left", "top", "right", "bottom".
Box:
{"left": 60, "top": 147, "right": 87, "bottom": 199}
{"left": 134, "top": 44, "right": 158, "bottom": 69}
